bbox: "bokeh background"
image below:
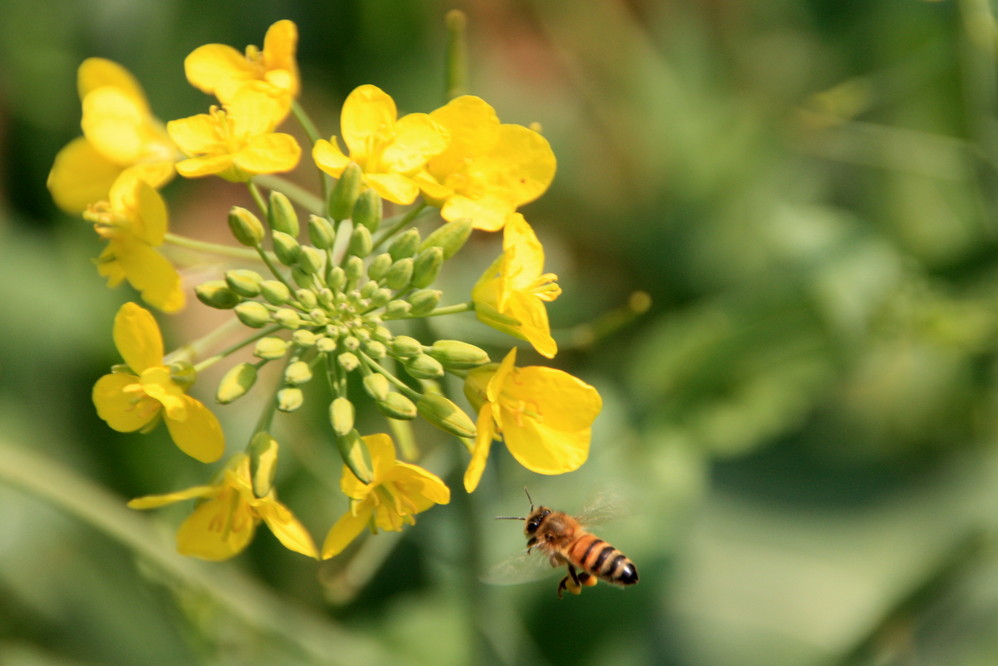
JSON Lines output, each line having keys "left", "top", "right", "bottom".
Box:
{"left": 4, "top": 0, "right": 998, "bottom": 664}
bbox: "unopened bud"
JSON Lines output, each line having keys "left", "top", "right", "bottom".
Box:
{"left": 411, "top": 246, "right": 443, "bottom": 288}
{"left": 368, "top": 253, "right": 393, "bottom": 281}
{"left": 268, "top": 190, "right": 299, "bottom": 236}
{"left": 260, "top": 279, "right": 291, "bottom": 305}
{"left": 327, "top": 265, "right": 346, "bottom": 291}
{"left": 284, "top": 360, "right": 313, "bottom": 385}
{"left": 328, "top": 162, "right": 363, "bottom": 221}
{"left": 349, "top": 225, "right": 373, "bottom": 258}
{"left": 409, "top": 289, "right": 442, "bottom": 316}
{"left": 417, "top": 393, "right": 477, "bottom": 438}
{"left": 168, "top": 361, "right": 196, "bottom": 390}
{"left": 364, "top": 340, "right": 387, "bottom": 358}
{"left": 272, "top": 230, "right": 300, "bottom": 266}
{"left": 338, "top": 351, "right": 360, "bottom": 372}
{"left": 345, "top": 256, "right": 365, "bottom": 286}
{"left": 384, "top": 300, "right": 412, "bottom": 318}
{"left": 428, "top": 340, "right": 490, "bottom": 369}
{"left": 272, "top": 308, "right": 301, "bottom": 329}
{"left": 369, "top": 288, "right": 393, "bottom": 308}
{"left": 235, "top": 301, "right": 272, "bottom": 328}
{"left": 376, "top": 392, "right": 418, "bottom": 419}
{"left": 388, "top": 228, "right": 421, "bottom": 261}
{"left": 277, "top": 387, "right": 304, "bottom": 412}
{"left": 228, "top": 206, "right": 265, "bottom": 246}
{"left": 196, "top": 280, "right": 240, "bottom": 309}
{"left": 225, "top": 269, "right": 263, "bottom": 297}
{"left": 292, "top": 329, "right": 317, "bottom": 347}
{"left": 254, "top": 336, "right": 289, "bottom": 360}
{"left": 352, "top": 188, "right": 382, "bottom": 232}
{"left": 421, "top": 218, "right": 473, "bottom": 259}
{"left": 308, "top": 214, "right": 335, "bottom": 249}
{"left": 329, "top": 396, "right": 355, "bottom": 436}
{"left": 385, "top": 257, "right": 414, "bottom": 290}
{"left": 295, "top": 288, "right": 317, "bottom": 310}
{"left": 391, "top": 335, "right": 423, "bottom": 359}
{"left": 291, "top": 266, "right": 313, "bottom": 288}
{"left": 248, "top": 431, "right": 279, "bottom": 497}
{"left": 404, "top": 353, "right": 445, "bottom": 379}
{"left": 217, "top": 362, "right": 257, "bottom": 403}
{"left": 298, "top": 246, "right": 325, "bottom": 274}
{"left": 362, "top": 373, "right": 391, "bottom": 401}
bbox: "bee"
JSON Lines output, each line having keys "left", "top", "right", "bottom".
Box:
{"left": 495, "top": 488, "right": 638, "bottom": 598}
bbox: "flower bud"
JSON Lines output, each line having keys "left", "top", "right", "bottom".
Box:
{"left": 369, "top": 288, "right": 393, "bottom": 308}
{"left": 269, "top": 190, "right": 299, "bottom": 236}
{"left": 353, "top": 188, "right": 382, "bottom": 232}
{"left": 385, "top": 257, "right": 414, "bottom": 291}
{"left": 292, "top": 329, "right": 317, "bottom": 347}
{"left": 272, "top": 230, "right": 300, "bottom": 266}
{"left": 391, "top": 335, "right": 423, "bottom": 359}
{"left": 168, "top": 361, "right": 197, "bottom": 390}
{"left": 273, "top": 307, "right": 301, "bottom": 329}
{"left": 375, "top": 392, "right": 418, "bottom": 419}
{"left": 217, "top": 362, "right": 257, "bottom": 403}
{"left": 195, "top": 280, "right": 240, "bottom": 309}
{"left": 308, "top": 308, "right": 328, "bottom": 325}
{"left": 295, "top": 288, "right": 317, "bottom": 310}
{"left": 228, "top": 206, "right": 265, "bottom": 246}
{"left": 277, "top": 387, "right": 304, "bottom": 412}
{"left": 328, "top": 396, "right": 355, "bottom": 437}
{"left": 284, "top": 360, "right": 313, "bottom": 385}
{"left": 368, "top": 252, "right": 393, "bottom": 281}
{"left": 248, "top": 431, "right": 279, "bottom": 497}
{"left": 338, "top": 351, "right": 360, "bottom": 372}
{"left": 254, "top": 336, "right": 289, "bottom": 360}
{"left": 291, "top": 266, "right": 313, "bottom": 288}
{"left": 409, "top": 289, "right": 442, "bottom": 316}
{"left": 421, "top": 218, "right": 473, "bottom": 259}
{"left": 359, "top": 280, "right": 379, "bottom": 299}
{"left": 225, "top": 269, "right": 264, "bottom": 297}
{"left": 260, "top": 279, "right": 291, "bottom": 305}
{"left": 328, "top": 162, "right": 363, "bottom": 221}
{"left": 364, "top": 340, "right": 387, "bottom": 359}
{"left": 411, "top": 246, "right": 443, "bottom": 288}
{"left": 388, "top": 228, "right": 421, "bottom": 261}
{"left": 298, "top": 245, "right": 325, "bottom": 274}
{"left": 362, "top": 373, "right": 391, "bottom": 401}
{"left": 404, "top": 353, "right": 445, "bottom": 379}
{"left": 316, "top": 336, "right": 337, "bottom": 353}
{"left": 463, "top": 363, "right": 496, "bottom": 412}
{"left": 349, "top": 225, "right": 373, "bottom": 258}
{"left": 235, "top": 301, "right": 272, "bottom": 328}
{"left": 327, "top": 265, "right": 346, "bottom": 291}
{"left": 384, "top": 300, "right": 412, "bottom": 318}
{"left": 428, "top": 340, "right": 490, "bottom": 369}
{"left": 372, "top": 325, "right": 393, "bottom": 342}
{"left": 308, "top": 214, "right": 336, "bottom": 249}
{"left": 417, "top": 393, "right": 477, "bottom": 438}
{"left": 345, "top": 255, "right": 366, "bottom": 287}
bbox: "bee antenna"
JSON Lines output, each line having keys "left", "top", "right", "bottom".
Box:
{"left": 523, "top": 486, "right": 534, "bottom": 511}
{"left": 495, "top": 516, "right": 525, "bottom": 521}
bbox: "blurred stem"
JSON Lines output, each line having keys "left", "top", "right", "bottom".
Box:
{"left": 165, "top": 232, "right": 269, "bottom": 262}
{"left": 445, "top": 10, "right": 469, "bottom": 99}
{"left": 562, "top": 290, "right": 652, "bottom": 349}
{"left": 247, "top": 181, "right": 269, "bottom": 218}
{"left": 167, "top": 316, "right": 244, "bottom": 365}
{"left": 371, "top": 202, "right": 430, "bottom": 251}
{"left": 400, "top": 302, "right": 474, "bottom": 319}
{"left": 193, "top": 324, "right": 283, "bottom": 373}
{"left": 256, "top": 173, "right": 326, "bottom": 217}
{"left": 0, "top": 440, "right": 398, "bottom": 664}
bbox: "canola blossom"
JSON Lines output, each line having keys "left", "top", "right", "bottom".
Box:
{"left": 55, "top": 17, "right": 609, "bottom": 567}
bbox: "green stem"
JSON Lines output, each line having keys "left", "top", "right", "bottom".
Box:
{"left": 247, "top": 181, "right": 269, "bottom": 218}
{"left": 165, "top": 233, "right": 267, "bottom": 262}
{"left": 358, "top": 352, "right": 422, "bottom": 401}
{"left": 290, "top": 101, "right": 332, "bottom": 205}
{"left": 255, "top": 173, "right": 325, "bottom": 216}
{"left": 400, "top": 301, "right": 474, "bottom": 319}
{"left": 165, "top": 317, "right": 244, "bottom": 366}
{"left": 193, "top": 324, "right": 284, "bottom": 373}
{"left": 371, "top": 202, "right": 429, "bottom": 252}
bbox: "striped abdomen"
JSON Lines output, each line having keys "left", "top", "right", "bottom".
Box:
{"left": 568, "top": 532, "right": 639, "bottom": 586}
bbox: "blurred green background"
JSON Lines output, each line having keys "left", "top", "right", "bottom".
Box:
{"left": 4, "top": 0, "right": 998, "bottom": 664}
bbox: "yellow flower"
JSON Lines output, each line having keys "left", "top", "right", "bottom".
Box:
{"left": 321, "top": 433, "right": 450, "bottom": 558}
{"left": 415, "top": 95, "right": 556, "bottom": 231}
{"left": 168, "top": 84, "right": 301, "bottom": 182}
{"left": 184, "top": 19, "right": 299, "bottom": 121}
{"left": 312, "top": 85, "right": 450, "bottom": 205}
{"left": 462, "top": 348, "right": 602, "bottom": 493}
{"left": 92, "top": 302, "right": 224, "bottom": 463}
{"left": 128, "top": 450, "right": 318, "bottom": 561}
{"left": 472, "top": 214, "right": 562, "bottom": 358}
{"left": 83, "top": 173, "right": 184, "bottom": 312}
{"left": 48, "top": 58, "right": 176, "bottom": 213}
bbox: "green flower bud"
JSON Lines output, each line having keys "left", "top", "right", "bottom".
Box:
{"left": 268, "top": 190, "right": 299, "bottom": 236}
{"left": 291, "top": 266, "right": 313, "bottom": 288}
{"left": 384, "top": 300, "right": 412, "bottom": 318}
{"left": 411, "top": 246, "right": 443, "bottom": 289}
{"left": 235, "top": 301, "right": 272, "bottom": 328}
{"left": 388, "top": 228, "right": 421, "bottom": 261}
{"left": 298, "top": 245, "right": 325, "bottom": 274}
{"left": 217, "top": 362, "right": 258, "bottom": 403}
{"left": 248, "top": 431, "right": 279, "bottom": 497}
{"left": 277, "top": 387, "right": 304, "bottom": 412}
{"left": 168, "top": 361, "right": 196, "bottom": 390}
{"left": 375, "top": 392, "right": 418, "bottom": 420}
{"left": 195, "top": 280, "right": 241, "bottom": 309}
{"left": 349, "top": 225, "right": 373, "bottom": 258}
{"left": 295, "top": 288, "right": 317, "bottom": 310}
{"left": 308, "top": 308, "right": 328, "bottom": 325}
{"left": 272, "top": 230, "right": 300, "bottom": 266}
{"left": 359, "top": 280, "right": 379, "bottom": 299}
{"left": 385, "top": 257, "right": 414, "bottom": 291}
{"left": 352, "top": 188, "right": 382, "bottom": 232}
{"left": 364, "top": 340, "right": 387, "bottom": 358}
{"left": 409, "top": 289, "right": 442, "bottom": 316}
{"left": 342, "top": 335, "right": 360, "bottom": 351}
{"left": 372, "top": 325, "right": 393, "bottom": 342}
{"left": 367, "top": 252, "right": 392, "bottom": 281}
{"left": 327, "top": 265, "right": 347, "bottom": 291}
{"left": 308, "top": 214, "right": 336, "bottom": 249}
{"left": 417, "top": 393, "right": 477, "bottom": 438}
{"left": 225, "top": 269, "right": 264, "bottom": 297}
{"left": 273, "top": 308, "right": 301, "bottom": 329}
{"left": 260, "top": 279, "right": 291, "bottom": 305}
{"left": 404, "top": 353, "right": 445, "bottom": 379}
{"left": 338, "top": 351, "right": 360, "bottom": 372}
{"left": 329, "top": 396, "right": 355, "bottom": 437}
{"left": 362, "top": 373, "right": 391, "bottom": 401}
{"left": 254, "top": 336, "right": 289, "bottom": 360}
{"left": 391, "top": 335, "right": 423, "bottom": 359}
{"left": 228, "top": 206, "right": 265, "bottom": 246}
{"left": 345, "top": 256, "right": 365, "bottom": 286}
{"left": 316, "top": 336, "right": 337, "bottom": 353}
{"left": 284, "top": 360, "right": 313, "bottom": 385}
{"left": 427, "top": 340, "right": 490, "bottom": 369}
{"left": 420, "top": 218, "right": 473, "bottom": 259}
{"left": 292, "top": 329, "right": 317, "bottom": 347}
{"left": 329, "top": 162, "right": 363, "bottom": 221}
{"left": 369, "top": 288, "right": 393, "bottom": 308}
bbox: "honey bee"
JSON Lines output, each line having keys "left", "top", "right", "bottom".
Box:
{"left": 495, "top": 488, "right": 638, "bottom": 598}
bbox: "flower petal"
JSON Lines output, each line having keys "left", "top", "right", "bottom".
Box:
{"left": 47, "top": 137, "right": 122, "bottom": 213}
{"left": 255, "top": 498, "right": 318, "bottom": 558}
{"left": 321, "top": 502, "right": 372, "bottom": 559}
{"left": 184, "top": 43, "right": 252, "bottom": 100}
{"left": 176, "top": 495, "right": 256, "bottom": 561}
{"left": 312, "top": 138, "right": 350, "bottom": 177}
{"left": 77, "top": 58, "right": 147, "bottom": 106}
{"left": 381, "top": 113, "right": 449, "bottom": 174}
{"left": 262, "top": 20, "right": 299, "bottom": 96}
{"left": 164, "top": 395, "right": 225, "bottom": 463}
{"left": 81, "top": 88, "right": 148, "bottom": 164}
{"left": 167, "top": 114, "right": 222, "bottom": 156}
{"left": 340, "top": 85, "right": 397, "bottom": 160}
{"left": 502, "top": 418, "right": 591, "bottom": 475}
{"left": 92, "top": 372, "right": 158, "bottom": 432}
{"left": 364, "top": 172, "right": 419, "bottom": 205}
{"left": 127, "top": 484, "right": 216, "bottom": 509}
{"left": 175, "top": 155, "right": 236, "bottom": 179}
{"left": 234, "top": 133, "right": 301, "bottom": 175}
{"left": 113, "top": 302, "right": 163, "bottom": 372}
{"left": 464, "top": 405, "right": 496, "bottom": 493}
{"left": 113, "top": 239, "right": 185, "bottom": 313}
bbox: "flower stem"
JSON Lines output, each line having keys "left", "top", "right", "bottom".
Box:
{"left": 371, "top": 202, "right": 430, "bottom": 251}
{"left": 401, "top": 301, "right": 474, "bottom": 318}
{"left": 255, "top": 173, "right": 325, "bottom": 216}
{"left": 193, "top": 324, "right": 284, "bottom": 373}
{"left": 247, "top": 181, "right": 269, "bottom": 218}
{"left": 165, "top": 233, "right": 267, "bottom": 262}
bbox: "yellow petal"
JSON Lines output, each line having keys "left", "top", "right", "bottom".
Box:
{"left": 77, "top": 58, "right": 147, "bottom": 108}
{"left": 262, "top": 20, "right": 299, "bottom": 96}
{"left": 464, "top": 405, "right": 496, "bottom": 493}
{"left": 502, "top": 419, "right": 591, "bottom": 475}
{"left": 363, "top": 433, "right": 397, "bottom": 482}
{"left": 485, "top": 124, "right": 556, "bottom": 204}
{"left": 321, "top": 502, "right": 373, "bottom": 559}
{"left": 81, "top": 87, "right": 148, "bottom": 164}
{"left": 312, "top": 138, "right": 350, "bottom": 177}
{"left": 255, "top": 499, "right": 318, "bottom": 558}
{"left": 364, "top": 172, "right": 419, "bottom": 205}
{"left": 92, "top": 372, "right": 159, "bottom": 432}
{"left": 440, "top": 193, "right": 512, "bottom": 232}
{"left": 167, "top": 114, "right": 222, "bottom": 156}
{"left": 113, "top": 302, "right": 163, "bottom": 372}
{"left": 184, "top": 43, "right": 252, "bottom": 100}
{"left": 389, "top": 462, "right": 451, "bottom": 508}
{"left": 176, "top": 495, "right": 256, "bottom": 560}
{"left": 381, "top": 113, "right": 449, "bottom": 174}
{"left": 503, "top": 290, "right": 556, "bottom": 358}
{"left": 175, "top": 154, "right": 236, "bottom": 179}
{"left": 133, "top": 180, "right": 168, "bottom": 246}
{"left": 47, "top": 137, "right": 122, "bottom": 213}
{"left": 509, "top": 366, "right": 603, "bottom": 432}
{"left": 127, "top": 484, "right": 216, "bottom": 509}
{"left": 229, "top": 84, "right": 290, "bottom": 137}
{"left": 234, "top": 133, "right": 301, "bottom": 175}
{"left": 164, "top": 396, "right": 225, "bottom": 463}
{"left": 340, "top": 85, "right": 397, "bottom": 160}
{"left": 502, "top": 214, "right": 545, "bottom": 279}
{"left": 429, "top": 95, "right": 500, "bottom": 176}
{"left": 112, "top": 239, "right": 185, "bottom": 313}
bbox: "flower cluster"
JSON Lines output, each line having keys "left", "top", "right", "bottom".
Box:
{"left": 51, "top": 19, "right": 602, "bottom": 561}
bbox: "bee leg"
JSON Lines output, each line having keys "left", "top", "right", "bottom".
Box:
{"left": 577, "top": 571, "right": 598, "bottom": 588}
{"left": 557, "top": 565, "right": 583, "bottom": 599}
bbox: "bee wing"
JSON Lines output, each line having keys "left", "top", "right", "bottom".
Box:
{"left": 480, "top": 550, "right": 561, "bottom": 586}
{"left": 575, "top": 489, "right": 629, "bottom": 527}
